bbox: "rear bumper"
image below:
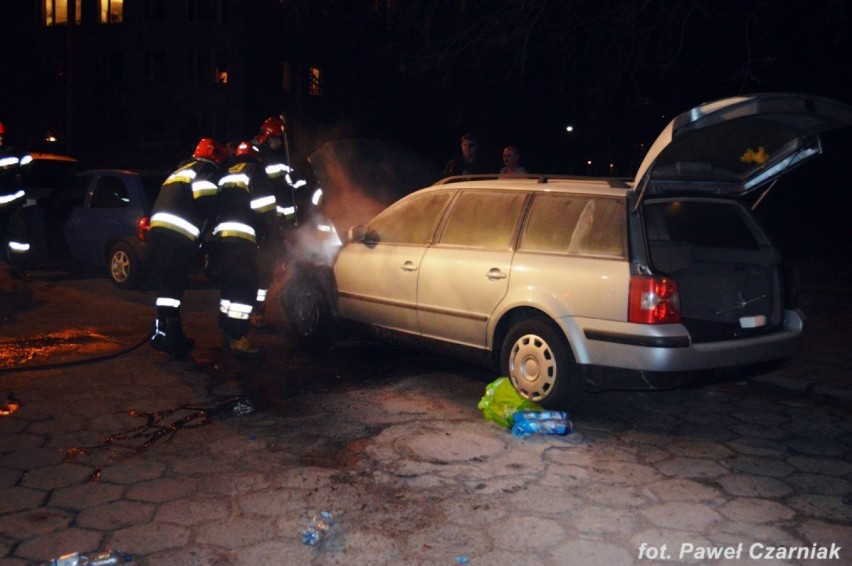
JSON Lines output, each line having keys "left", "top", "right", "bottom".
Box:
{"left": 560, "top": 309, "right": 805, "bottom": 373}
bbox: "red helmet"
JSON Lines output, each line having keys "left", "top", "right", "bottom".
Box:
{"left": 234, "top": 141, "right": 261, "bottom": 163}
{"left": 256, "top": 117, "right": 285, "bottom": 143}
{"left": 193, "top": 138, "right": 227, "bottom": 165}
{"left": 0, "top": 122, "right": 6, "bottom": 135}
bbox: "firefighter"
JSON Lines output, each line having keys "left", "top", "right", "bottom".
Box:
{"left": 249, "top": 116, "right": 309, "bottom": 327}
{"left": 0, "top": 121, "right": 29, "bottom": 278}
{"left": 210, "top": 141, "right": 277, "bottom": 357}
{"left": 149, "top": 138, "right": 228, "bottom": 357}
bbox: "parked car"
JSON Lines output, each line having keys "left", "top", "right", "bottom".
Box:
{"left": 24, "top": 169, "right": 166, "bottom": 289}
{"left": 283, "top": 93, "right": 852, "bottom": 409}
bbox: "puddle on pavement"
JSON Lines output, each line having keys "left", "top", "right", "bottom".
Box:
{"left": 0, "top": 328, "right": 130, "bottom": 367}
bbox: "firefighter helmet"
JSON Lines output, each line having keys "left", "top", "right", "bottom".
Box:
{"left": 193, "top": 138, "right": 227, "bottom": 165}
{"left": 256, "top": 117, "right": 285, "bottom": 144}
{"left": 234, "top": 141, "right": 261, "bottom": 163}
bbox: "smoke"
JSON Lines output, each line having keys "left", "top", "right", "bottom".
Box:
{"left": 273, "top": 139, "right": 441, "bottom": 302}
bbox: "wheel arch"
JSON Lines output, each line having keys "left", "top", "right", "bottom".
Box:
{"left": 490, "top": 306, "right": 579, "bottom": 370}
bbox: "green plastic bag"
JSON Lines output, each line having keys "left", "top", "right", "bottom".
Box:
{"left": 477, "top": 377, "right": 542, "bottom": 428}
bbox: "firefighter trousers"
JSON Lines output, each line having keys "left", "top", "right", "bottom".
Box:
{"left": 210, "top": 238, "right": 259, "bottom": 339}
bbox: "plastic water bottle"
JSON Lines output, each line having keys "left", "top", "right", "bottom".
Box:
{"left": 46, "top": 550, "right": 132, "bottom": 566}
{"left": 301, "top": 510, "right": 334, "bottom": 546}
{"left": 511, "top": 410, "right": 573, "bottom": 438}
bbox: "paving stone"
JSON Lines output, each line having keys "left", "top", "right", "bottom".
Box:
{"left": 488, "top": 515, "right": 564, "bottom": 552}
{"left": 0, "top": 508, "right": 74, "bottom": 539}
{"left": 13, "top": 527, "right": 103, "bottom": 564}
{"left": 589, "top": 460, "right": 661, "bottom": 485}
{"left": 49, "top": 482, "right": 124, "bottom": 511}
{"left": 725, "top": 437, "right": 790, "bottom": 457}
{"left": 549, "top": 539, "right": 634, "bottom": 566}
{"left": 786, "top": 494, "right": 852, "bottom": 522}
{"left": 656, "top": 457, "right": 729, "bottom": 478}
{"left": 199, "top": 470, "right": 272, "bottom": 496}
{"left": 0, "top": 467, "right": 22, "bottom": 488}
{"left": 646, "top": 478, "right": 723, "bottom": 502}
{"left": 642, "top": 502, "right": 723, "bottom": 530}
{"left": 727, "top": 455, "right": 795, "bottom": 478}
{"left": 718, "top": 498, "right": 795, "bottom": 523}
{"left": 716, "top": 474, "right": 793, "bottom": 498}
{"left": 125, "top": 477, "right": 197, "bottom": 503}
{"left": 797, "top": 518, "right": 852, "bottom": 551}
{"left": 785, "top": 472, "right": 852, "bottom": 496}
{"left": 787, "top": 455, "right": 852, "bottom": 476}
{"left": 0, "top": 432, "right": 43, "bottom": 452}
{"left": 76, "top": 499, "right": 156, "bottom": 530}
{"left": 107, "top": 522, "right": 191, "bottom": 556}
{"left": 195, "top": 516, "right": 283, "bottom": 550}
{"left": 98, "top": 458, "right": 167, "bottom": 484}
{"left": 1, "top": 447, "right": 65, "bottom": 470}
{"left": 155, "top": 496, "right": 231, "bottom": 525}
{"left": 0, "top": 486, "right": 46, "bottom": 514}
{"left": 20, "top": 463, "right": 96, "bottom": 490}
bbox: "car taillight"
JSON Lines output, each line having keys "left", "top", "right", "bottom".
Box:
{"left": 137, "top": 216, "right": 151, "bottom": 241}
{"left": 628, "top": 276, "right": 681, "bottom": 324}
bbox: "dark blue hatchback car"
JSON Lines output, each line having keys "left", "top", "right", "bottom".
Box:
{"left": 25, "top": 169, "right": 166, "bottom": 289}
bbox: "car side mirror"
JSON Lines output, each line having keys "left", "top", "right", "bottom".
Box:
{"left": 348, "top": 225, "right": 366, "bottom": 243}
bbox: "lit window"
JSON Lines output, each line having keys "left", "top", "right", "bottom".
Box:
{"left": 309, "top": 67, "right": 323, "bottom": 97}
{"left": 44, "top": 0, "right": 81, "bottom": 26}
{"left": 100, "top": 0, "right": 124, "bottom": 23}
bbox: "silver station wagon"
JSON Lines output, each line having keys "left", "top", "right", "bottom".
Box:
{"left": 284, "top": 93, "right": 852, "bottom": 409}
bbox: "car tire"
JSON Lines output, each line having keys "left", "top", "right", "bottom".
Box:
{"left": 500, "top": 317, "right": 586, "bottom": 410}
{"left": 282, "top": 269, "right": 335, "bottom": 352}
{"left": 108, "top": 242, "right": 139, "bottom": 289}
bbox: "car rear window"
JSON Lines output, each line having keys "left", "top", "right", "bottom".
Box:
{"left": 520, "top": 194, "right": 626, "bottom": 257}
{"left": 644, "top": 200, "right": 760, "bottom": 249}
{"left": 439, "top": 190, "right": 526, "bottom": 249}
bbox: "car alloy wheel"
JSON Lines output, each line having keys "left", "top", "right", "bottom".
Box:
{"left": 108, "top": 242, "right": 139, "bottom": 289}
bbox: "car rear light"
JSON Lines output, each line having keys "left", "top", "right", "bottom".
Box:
{"left": 137, "top": 216, "right": 151, "bottom": 241}
{"left": 629, "top": 276, "right": 681, "bottom": 324}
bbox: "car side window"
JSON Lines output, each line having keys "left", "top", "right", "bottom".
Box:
{"left": 366, "top": 191, "right": 451, "bottom": 245}
{"left": 520, "top": 194, "right": 626, "bottom": 257}
{"left": 90, "top": 176, "right": 130, "bottom": 209}
{"left": 50, "top": 175, "right": 91, "bottom": 208}
{"left": 439, "top": 190, "right": 526, "bottom": 249}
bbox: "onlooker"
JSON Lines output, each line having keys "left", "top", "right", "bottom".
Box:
{"left": 444, "top": 133, "right": 488, "bottom": 177}
{"left": 499, "top": 145, "right": 528, "bottom": 177}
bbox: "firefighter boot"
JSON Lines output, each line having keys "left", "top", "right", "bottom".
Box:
{"left": 150, "top": 316, "right": 195, "bottom": 357}
{"left": 228, "top": 334, "right": 263, "bottom": 358}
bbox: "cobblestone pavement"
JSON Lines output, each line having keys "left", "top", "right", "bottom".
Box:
{"left": 0, "top": 267, "right": 850, "bottom": 565}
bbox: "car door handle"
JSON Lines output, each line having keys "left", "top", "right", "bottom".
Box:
{"left": 402, "top": 261, "right": 418, "bottom": 272}
{"left": 487, "top": 268, "right": 508, "bottom": 280}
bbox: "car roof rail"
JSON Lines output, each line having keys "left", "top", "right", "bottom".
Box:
{"left": 433, "top": 173, "right": 630, "bottom": 188}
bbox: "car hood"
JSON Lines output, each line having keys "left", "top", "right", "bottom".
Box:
{"left": 633, "top": 93, "right": 852, "bottom": 197}
{"left": 307, "top": 139, "right": 441, "bottom": 231}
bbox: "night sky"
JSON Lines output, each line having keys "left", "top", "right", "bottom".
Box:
{"left": 1, "top": 0, "right": 850, "bottom": 264}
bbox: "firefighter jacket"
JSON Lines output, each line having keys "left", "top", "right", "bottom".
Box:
{"left": 251, "top": 139, "right": 306, "bottom": 222}
{"left": 0, "top": 146, "right": 24, "bottom": 209}
{"left": 213, "top": 159, "right": 277, "bottom": 246}
{"left": 149, "top": 158, "right": 221, "bottom": 242}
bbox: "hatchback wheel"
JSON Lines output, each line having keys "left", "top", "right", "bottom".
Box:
{"left": 108, "top": 243, "right": 139, "bottom": 289}
{"left": 500, "top": 318, "right": 585, "bottom": 410}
